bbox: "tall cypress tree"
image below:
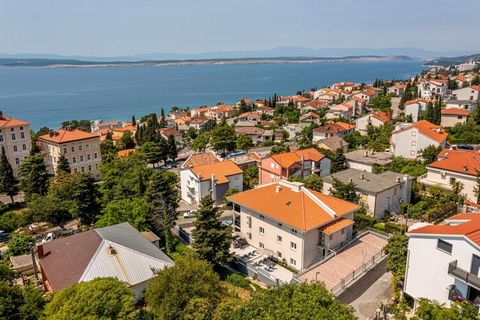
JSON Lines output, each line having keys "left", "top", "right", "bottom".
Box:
{"left": 167, "top": 135, "right": 177, "bottom": 161}
{"left": 131, "top": 115, "right": 136, "bottom": 125}
{"left": 56, "top": 154, "right": 71, "bottom": 174}
{"left": 18, "top": 153, "right": 49, "bottom": 201}
{"left": 71, "top": 174, "right": 100, "bottom": 225}
{"left": 0, "top": 146, "right": 18, "bottom": 203}
{"left": 331, "top": 148, "right": 347, "bottom": 173}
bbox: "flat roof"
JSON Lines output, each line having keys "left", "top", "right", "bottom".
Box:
{"left": 344, "top": 150, "right": 393, "bottom": 166}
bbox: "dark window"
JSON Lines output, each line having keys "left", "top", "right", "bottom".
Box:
{"left": 471, "top": 254, "right": 480, "bottom": 276}
{"left": 437, "top": 239, "right": 452, "bottom": 254}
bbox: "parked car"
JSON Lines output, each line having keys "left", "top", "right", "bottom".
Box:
{"left": 183, "top": 210, "right": 196, "bottom": 219}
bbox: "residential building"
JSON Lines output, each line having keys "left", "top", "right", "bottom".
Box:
{"left": 445, "top": 100, "right": 477, "bottom": 112}
{"left": 452, "top": 86, "right": 480, "bottom": 102}
{"left": 91, "top": 121, "right": 124, "bottom": 133}
{"left": 317, "top": 136, "right": 349, "bottom": 153}
{"left": 38, "top": 129, "right": 102, "bottom": 178}
{"left": 348, "top": 97, "right": 368, "bottom": 116}
{"left": 355, "top": 111, "right": 392, "bottom": 135}
{"left": 181, "top": 151, "right": 221, "bottom": 169}
{"left": 312, "top": 122, "right": 355, "bottom": 142}
{"left": 417, "top": 80, "right": 448, "bottom": 99}
{"left": 440, "top": 108, "right": 469, "bottom": 128}
{"left": 238, "top": 112, "right": 261, "bottom": 124}
{"left": 404, "top": 213, "right": 480, "bottom": 306}
{"left": 344, "top": 150, "right": 393, "bottom": 173}
{"left": 0, "top": 113, "right": 32, "bottom": 177}
{"left": 387, "top": 83, "right": 406, "bottom": 96}
{"left": 235, "top": 126, "right": 274, "bottom": 145}
{"left": 299, "top": 112, "right": 321, "bottom": 126}
{"left": 228, "top": 180, "right": 360, "bottom": 270}
{"left": 159, "top": 127, "right": 183, "bottom": 144}
{"left": 390, "top": 120, "right": 448, "bottom": 159}
{"left": 34, "top": 222, "right": 173, "bottom": 300}
{"left": 457, "top": 62, "right": 478, "bottom": 72}
{"left": 418, "top": 149, "right": 480, "bottom": 203}
{"left": 259, "top": 148, "right": 330, "bottom": 184}
{"left": 326, "top": 104, "right": 353, "bottom": 120}
{"left": 404, "top": 99, "right": 430, "bottom": 122}
{"left": 228, "top": 152, "right": 260, "bottom": 171}
{"left": 180, "top": 160, "right": 243, "bottom": 205}
{"left": 205, "top": 105, "right": 234, "bottom": 121}
{"left": 322, "top": 169, "right": 413, "bottom": 220}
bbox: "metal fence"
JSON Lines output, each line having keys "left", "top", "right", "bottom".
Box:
{"left": 331, "top": 249, "right": 386, "bottom": 296}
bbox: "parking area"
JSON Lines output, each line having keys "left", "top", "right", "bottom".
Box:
{"left": 298, "top": 232, "right": 388, "bottom": 294}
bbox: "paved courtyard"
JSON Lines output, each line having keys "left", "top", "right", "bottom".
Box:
{"left": 298, "top": 232, "right": 388, "bottom": 293}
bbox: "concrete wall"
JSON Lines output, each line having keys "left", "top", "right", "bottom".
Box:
{"left": 441, "top": 114, "right": 468, "bottom": 128}
{"left": 421, "top": 168, "right": 476, "bottom": 202}
{"left": 391, "top": 128, "right": 446, "bottom": 160}
{"left": 347, "top": 160, "right": 374, "bottom": 173}
{"left": 405, "top": 235, "right": 480, "bottom": 306}
{"left": 452, "top": 87, "right": 480, "bottom": 101}
{"left": 0, "top": 123, "right": 32, "bottom": 177}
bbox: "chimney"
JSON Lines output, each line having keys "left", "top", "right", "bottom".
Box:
{"left": 349, "top": 178, "right": 353, "bottom": 184}
{"left": 198, "top": 173, "right": 202, "bottom": 180}
{"left": 36, "top": 243, "right": 44, "bottom": 258}
{"left": 463, "top": 165, "right": 468, "bottom": 172}
{"left": 211, "top": 174, "right": 216, "bottom": 181}
{"left": 108, "top": 244, "right": 117, "bottom": 255}
{"left": 364, "top": 151, "right": 368, "bottom": 157}
{"left": 276, "top": 185, "right": 282, "bottom": 193}
{"left": 49, "top": 131, "right": 54, "bottom": 137}
{"left": 360, "top": 173, "right": 365, "bottom": 180}
{"left": 396, "top": 177, "right": 401, "bottom": 183}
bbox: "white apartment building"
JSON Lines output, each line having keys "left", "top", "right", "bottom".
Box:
{"left": 440, "top": 108, "right": 469, "bottom": 128}
{"left": 228, "top": 181, "right": 360, "bottom": 270}
{"left": 180, "top": 160, "right": 243, "bottom": 205}
{"left": 417, "top": 80, "right": 448, "bottom": 99}
{"left": 405, "top": 214, "right": 480, "bottom": 306}
{"left": 355, "top": 111, "right": 391, "bottom": 135}
{"left": 418, "top": 149, "right": 480, "bottom": 203}
{"left": 37, "top": 129, "right": 102, "bottom": 178}
{"left": 452, "top": 86, "right": 480, "bottom": 102}
{"left": 390, "top": 120, "right": 448, "bottom": 160}
{"left": 0, "top": 114, "right": 32, "bottom": 177}
{"left": 404, "top": 99, "right": 429, "bottom": 122}
{"left": 322, "top": 169, "right": 413, "bottom": 220}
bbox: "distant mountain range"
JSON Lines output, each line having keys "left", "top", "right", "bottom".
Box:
{"left": 426, "top": 53, "right": 480, "bottom": 66}
{"left": 0, "top": 46, "right": 476, "bottom": 62}
{"left": 0, "top": 55, "right": 415, "bottom": 68}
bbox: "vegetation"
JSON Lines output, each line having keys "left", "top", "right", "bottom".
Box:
{"left": 243, "top": 167, "right": 258, "bottom": 190}
{"left": 331, "top": 148, "right": 347, "bottom": 173}
{"left": 192, "top": 196, "right": 233, "bottom": 266}
{"left": 5, "top": 234, "right": 35, "bottom": 258}
{"left": 236, "top": 135, "right": 253, "bottom": 151}
{"left": 374, "top": 156, "right": 427, "bottom": 177}
{"left": 18, "top": 153, "right": 49, "bottom": 201}
{"left": 0, "top": 146, "right": 18, "bottom": 203}
{"left": 420, "top": 145, "right": 442, "bottom": 165}
{"left": 44, "top": 278, "right": 135, "bottom": 320}
{"left": 328, "top": 177, "right": 359, "bottom": 203}
{"left": 96, "top": 197, "right": 149, "bottom": 230}
{"left": 384, "top": 234, "right": 409, "bottom": 282}
{"left": 55, "top": 154, "right": 71, "bottom": 174}
{"left": 0, "top": 282, "right": 45, "bottom": 320}
{"left": 61, "top": 120, "right": 91, "bottom": 132}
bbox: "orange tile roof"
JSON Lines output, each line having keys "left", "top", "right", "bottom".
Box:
{"left": 228, "top": 183, "right": 359, "bottom": 232}
{"left": 295, "top": 148, "right": 325, "bottom": 162}
{"left": 238, "top": 112, "right": 260, "bottom": 119}
{"left": 409, "top": 213, "right": 480, "bottom": 246}
{"left": 299, "top": 111, "right": 321, "bottom": 121}
{"left": 117, "top": 149, "right": 136, "bottom": 158}
{"left": 404, "top": 98, "right": 430, "bottom": 105}
{"left": 113, "top": 125, "right": 136, "bottom": 133}
{"left": 0, "top": 115, "right": 30, "bottom": 128}
{"left": 183, "top": 152, "right": 220, "bottom": 168}
{"left": 470, "top": 85, "right": 480, "bottom": 92}
{"left": 429, "top": 149, "right": 480, "bottom": 176}
{"left": 395, "top": 120, "right": 447, "bottom": 143}
{"left": 441, "top": 108, "right": 470, "bottom": 116}
{"left": 191, "top": 160, "right": 243, "bottom": 184}
{"left": 319, "top": 218, "right": 354, "bottom": 235}
{"left": 39, "top": 129, "right": 98, "bottom": 144}
{"left": 372, "top": 111, "right": 392, "bottom": 123}
{"left": 271, "top": 152, "right": 301, "bottom": 169}
{"left": 335, "top": 121, "right": 355, "bottom": 130}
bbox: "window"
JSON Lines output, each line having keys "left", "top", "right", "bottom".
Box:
{"left": 22, "top": 144, "right": 26, "bottom": 150}
{"left": 259, "top": 227, "right": 265, "bottom": 235}
{"left": 277, "top": 251, "right": 282, "bottom": 258}
{"left": 80, "top": 156, "right": 84, "bottom": 162}
{"left": 86, "top": 144, "right": 90, "bottom": 150}
{"left": 437, "top": 239, "right": 452, "bottom": 254}
{"left": 81, "top": 167, "right": 85, "bottom": 173}
{"left": 458, "top": 116, "right": 463, "bottom": 119}
{"left": 63, "top": 148, "right": 67, "bottom": 154}
{"left": 290, "top": 258, "right": 296, "bottom": 266}
{"left": 71, "top": 146, "right": 75, "bottom": 152}
{"left": 411, "top": 131, "right": 416, "bottom": 136}
{"left": 277, "top": 235, "right": 282, "bottom": 243}
{"left": 11, "top": 133, "right": 16, "bottom": 140}
{"left": 88, "top": 165, "right": 92, "bottom": 171}
{"left": 94, "top": 153, "right": 98, "bottom": 159}
{"left": 72, "top": 157, "right": 77, "bottom": 163}
{"left": 259, "top": 242, "right": 265, "bottom": 248}
{"left": 20, "top": 126, "right": 23, "bottom": 130}
{"left": 79, "top": 145, "right": 83, "bottom": 151}
{"left": 411, "top": 141, "right": 416, "bottom": 146}
{"left": 290, "top": 242, "right": 297, "bottom": 251}
{"left": 20, "top": 132, "right": 25, "bottom": 139}
{"left": 15, "top": 158, "right": 19, "bottom": 165}
{"left": 74, "top": 168, "right": 78, "bottom": 173}
{"left": 87, "top": 154, "right": 91, "bottom": 161}
{"left": 341, "top": 228, "right": 345, "bottom": 235}
{"left": 0, "top": 135, "right": 3, "bottom": 142}
{"left": 449, "top": 177, "right": 456, "bottom": 185}
{"left": 13, "top": 146, "right": 17, "bottom": 152}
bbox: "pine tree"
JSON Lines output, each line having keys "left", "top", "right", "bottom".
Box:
{"left": 331, "top": 148, "right": 347, "bottom": 173}
{"left": 0, "top": 146, "right": 18, "bottom": 203}
{"left": 167, "top": 135, "right": 177, "bottom": 161}
{"left": 71, "top": 174, "right": 100, "bottom": 225}
{"left": 18, "top": 153, "right": 49, "bottom": 201}
{"left": 56, "top": 154, "right": 71, "bottom": 174}
{"left": 192, "top": 196, "right": 233, "bottom": 266}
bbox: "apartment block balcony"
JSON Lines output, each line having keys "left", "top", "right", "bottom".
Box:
{"left": 448, "top": 260, "right": 480, "bottom": 290}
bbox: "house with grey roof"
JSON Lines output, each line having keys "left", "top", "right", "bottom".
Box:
{"left": 344, "top": 150, "right": 393, "bottom": 173}
{"left": 34, "top": 223, "right": 173, "bottom": 300}
{"left": 322, "top": 168, "right": 413, "bottom": 219}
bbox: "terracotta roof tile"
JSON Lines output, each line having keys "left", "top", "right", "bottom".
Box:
{"left": 182, "top": 152, "right": 220, "bottom": 168}
{"left": 319, "top": 217, "right": 354, "bottom": 235}
{"left": 0, "top": 115, "right": 30, "bottom": 128}
{"left": 441, "top": 108, "right": 470, "bottom": 116}
{"left": 191, "top": 160, "right": 243, "bottom": 184}
{"left": 429, "top": 149, "right": 480, "bottom": 176}
{"left": 394, "top": 120, "right": 447, "bottom": 143}
{"left": 38, "top": 129, "right": 98, "bottom": 144}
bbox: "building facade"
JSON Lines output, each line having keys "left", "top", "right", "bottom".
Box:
{"left": 0, "top": 114, "right": 32, "bottom": 177}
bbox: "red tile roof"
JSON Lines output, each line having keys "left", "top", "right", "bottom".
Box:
{"left": 38, "top": 129, "right": 98, "bottom": 144}
{"left": 191, "top": 160, "right": 243, "bottom": 184}
{"left": 0, "top": 115, "right": 30, "bottom": 128}
{"left": 228, "top": 182, "right": 359, "bottom": 232}
{"left": 319, "top": 217, "right": 354, "bottom": 235}
{"left": 441, "top": 108, "right": 470, "bottom": 116}
{"left": 429, "top": 149, "right": 480, "bottom": 176}
{"left": 270, "top": 148, "right": 325, "bottom": 169}
{"left": 394, "top": 120, "right": 447, "bottom": 143}
{"left": 182, "top": 152, "right": 220, "bottom": 168}
{"left": 372, "top": 111, "right": 392, "bottom": 123}
{"left": 409, "top": 213, "right": 480, "bottom": 247}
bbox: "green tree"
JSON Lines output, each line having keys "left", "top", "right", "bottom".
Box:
{"left": 420, "top": 145, "right": 442, "bottom": 165}
{"left": 119, "top": 131, "right": 136, "bottom": 150}
{"left": 303, "top": 174, "right": 323, "bottom": 192}
{"left": 243, "top": 166, "right": 258, "bottom": 190}
{"left": 223, "top": 188, "right": 239, "bottom": 206}
{"left": 145, "top": 255, "right": 224, "bottom": 320}
{"left": 210, "top": 125, "right": 236, "bottom": 155}
{"left": 413, "top": 298, "right": 479, "bottom": 320}
{"left": 192, "top": 196, "right": 233, "bottom": 266}
{"left": 61, "top": 120, "right": 91, "bottom": 132}
{"left": 0, "top": 281, "right": 24, "bottom": 320}
{"left": 328, "top": 177, "right": 359, "bottom": 203}
{"left": 167, "top": 135, "right": 178, "bottom": 161}
{"left": 331, "top": 148, "right": 347, "bottom": 173}
{"left": 384, "top": 234, "right": 408, "bottom": 282}
{"left": 56, "top": 153, "right": 71, "bottom": 174}
{"left": 5, "top": 234, "right": 35, "bottom": 257}
{"left": 70, "top": 174, "right": 100, "bottom": 225}
{"left": 192, "top": 132, "right": 210, "bottom": 152}
{"left": 298, "top": 124, "right": 315, "bottom": 148}
{"left": 19, "top": 285, "right": 46, "bottom": 320}
{"left": 228, "top": 283, "right": 356, "bottom": 320}
{"left": 0, "top": 146, "right": 18, "bottom": 203}
{"left": 96, "top": 197, "right": 149, "bottom": 230}
{"left": 18, "top": 153, "right": 49, "bottom": 201}
{"left": 141, "top": 141, "right": 162, "bottom": 167}
{"left": 270, "top": 142, "right": 289, "bottom": 155}
{"left": 28, "top": 194, "right": 73, "bottom": 227}
{"left": 236, "top": 135, "right": 253, "bottom": 151}
{"left": 100, "top": 139, "right": 118, "bottom": 163}
{"left": 44, "top": 278, "right": 135, "bottom": 320}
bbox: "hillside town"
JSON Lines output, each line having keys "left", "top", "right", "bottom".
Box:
{"left": 2, "top": 60, "right": 480, "bottom": 319}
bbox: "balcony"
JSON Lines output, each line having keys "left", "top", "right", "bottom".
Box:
{"left": 448, "top": 260, "right": 480, "bottom": 290}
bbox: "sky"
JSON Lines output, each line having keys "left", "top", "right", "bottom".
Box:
{"left": 1, "top": 0, "right": 480, "bottom": 56}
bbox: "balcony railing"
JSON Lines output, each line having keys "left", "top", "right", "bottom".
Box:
{"left": 448, "top": 260, "right": 480, "bottom": 290}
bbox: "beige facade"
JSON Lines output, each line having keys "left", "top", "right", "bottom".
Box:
{"left": 419, "top": 168, "right": 477, "bottom": 202}
{"left": 0, "top": 115, "right": 32, "bottom": 177}
{"left": 38, "top": 130, "right": 102, "bottom": 178}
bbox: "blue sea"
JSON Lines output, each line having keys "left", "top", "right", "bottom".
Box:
{"left": 0, "top": 61, "right": 424, "bottom": 130}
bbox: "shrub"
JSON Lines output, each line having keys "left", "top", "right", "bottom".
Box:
{"left": 385, "top": 222, "right": 405, "bottom": 234}
{"left": 354, "top": 213, "right": 376, "bottom": 233}
{"left": 226, "top": 273, "right": 252, "bottom": 291}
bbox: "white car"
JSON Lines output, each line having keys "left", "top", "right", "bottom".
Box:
{"left": 183, "top": 210, "right": 196, "bottom": 219}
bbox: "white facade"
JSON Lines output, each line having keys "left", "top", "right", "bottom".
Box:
{"left": 404, "top": 101, "right": 428, "bottom": 122}
{"left": 418, "top": 168, "right": 477, "bottom": 202}
{"left": 452, "top": 87, "right": 480, "bottom": 102}
{"left": 0, "top": 119, "right": 32, "bottom": 177}
{"left": 355, "top": 114, "right": 386, "bottom": 135}
{"left": 417, "top": 81, "right": 448, "bottom": 99}
{"left": 445, "top": 100, "right": 477, "bottom": 112}
{"left": 390, "top": 124, "right": 447, "bottom": 160}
